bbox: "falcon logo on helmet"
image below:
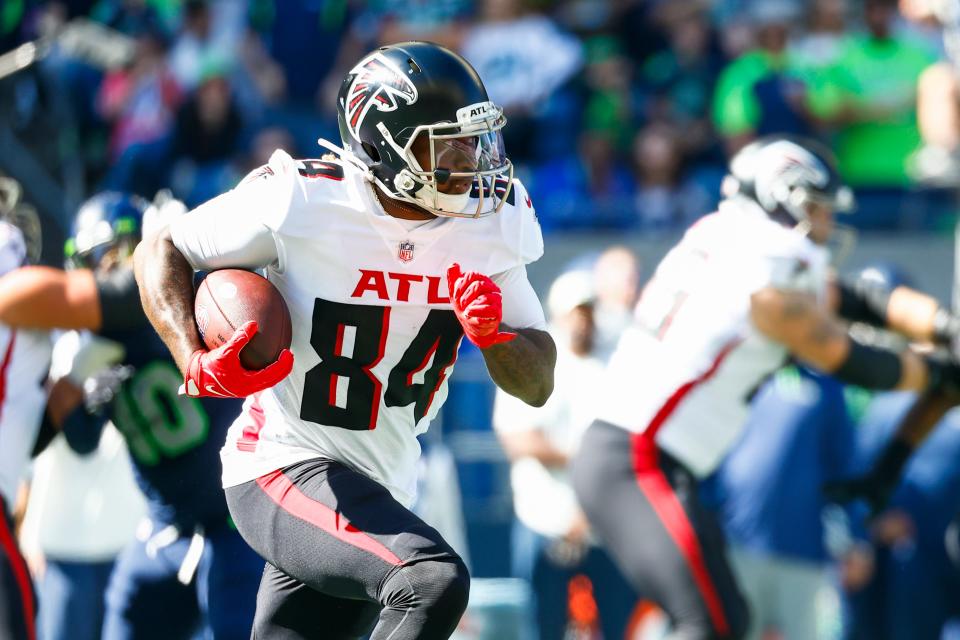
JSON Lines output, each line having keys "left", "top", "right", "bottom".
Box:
{"left": 344, "top": 53, "right": 418, "bottom": 142}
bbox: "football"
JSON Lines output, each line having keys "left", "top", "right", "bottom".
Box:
{"left": 194, "top": 269, "right": 292, "bottom": 370}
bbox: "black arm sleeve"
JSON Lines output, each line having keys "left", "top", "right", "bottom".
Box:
{"left": 836, "top": 279, "right": 891, "bottom": 327}
{"left": 96, "top": 266, "right": 148, "bottom": 333}
{"left": 833, "top": 338, "right": 902, "bottom": 390}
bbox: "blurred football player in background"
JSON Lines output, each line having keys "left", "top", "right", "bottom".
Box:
{"left": 494, "top": 270, "right": 637, "bottom": 640}
{"left": 0, "top": 192, "right": 262, "bottom": 639}
{"left": 573, "top": 136, "right": 960, "bottom": 639}
{"left": 0, "top": 218, "right": 52, "bottom": 640}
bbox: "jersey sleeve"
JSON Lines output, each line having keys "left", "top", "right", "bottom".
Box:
{"left": 502, "top": 179, "right": 544, "bottom": 266}
{"left": 96, "top": 267, "right": 148, "bottom": 333}
{"left": 735, "top": 230, "right": 829, "bottom": 297}
{"left": 480, "top": 179, "right": 544, "bottom": 275}
{"left": 168, "top": 150, "right": 302, "bottom": 272}
{"left": 492, "top": 265, "right": 547, "bottom": 331}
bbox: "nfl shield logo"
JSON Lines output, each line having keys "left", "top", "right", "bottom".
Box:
{"left": 398, "top": 241, "right": 415, "bottom": 263}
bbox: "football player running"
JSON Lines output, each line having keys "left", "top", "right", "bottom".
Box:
{"left": 0, "top": 193, "right": 263, "bottom": 639}
{"left": 134, "top": 42, "right": 556, "bottom": 639}
{"left": 572, "top": 136, "right": 960, "bottom": 640}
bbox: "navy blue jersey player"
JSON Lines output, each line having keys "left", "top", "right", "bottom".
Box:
{"left": 0, "top": 193, "right": 262, "bottom": 639}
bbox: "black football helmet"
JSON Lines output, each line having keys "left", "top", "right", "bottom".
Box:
{"left": 335, "top": 41, "right": 512, "bottom": 218}
{"left": 724, "top": 136, "right": 855, "bottom": 223}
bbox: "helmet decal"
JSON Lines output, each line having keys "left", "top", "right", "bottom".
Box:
{"left": 344, "top": 52, "right": 419, "bottom": 142}
{"left": 753, "top": 141, "right": 829, "bottom": 213}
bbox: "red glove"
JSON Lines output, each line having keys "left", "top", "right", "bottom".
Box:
{"left": 446, "top": 263, "right": 516, "bottom": 349}
{"left": 182, "top": 321, "right": 294, "bottom": 398}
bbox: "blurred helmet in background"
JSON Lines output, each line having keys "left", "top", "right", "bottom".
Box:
{"left": 66, "top": 192, "right": 148, "bottom": 270}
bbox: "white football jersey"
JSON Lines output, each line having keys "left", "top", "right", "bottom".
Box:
{"left": 0, "top": 222, "right": 52, "bottom": 510}
{"left": 171, "top": 149, "right": 545, "bottom": 505}
{"left": 596, "top": 198, "right": 829, "bottom": 477}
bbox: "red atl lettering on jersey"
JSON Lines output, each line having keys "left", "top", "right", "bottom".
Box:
{"left": 350, "top": 270, "right": 450, "bottom": 303}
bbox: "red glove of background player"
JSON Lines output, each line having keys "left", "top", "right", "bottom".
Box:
{"left": 183, "top": 321, "right": 294, "bottom": 398}
{"left": 446, "top": 263, "right": 516, "bottom": 349}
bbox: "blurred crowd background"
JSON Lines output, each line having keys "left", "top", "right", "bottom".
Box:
{"left": 5, "top": 0, "right": 960, "bottom": 639}
{"left": 4, "top": 0, "right": 960, "bottom": 247}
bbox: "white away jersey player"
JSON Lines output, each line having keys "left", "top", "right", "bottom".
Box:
{"left": 171, "top": 149, "right": 546, "bottom": 505}
{"left": 0, "top": 222, "right": 52, "bottom": 511}
{"left": 596, "top": 197, "right": 829, "bottom": 477}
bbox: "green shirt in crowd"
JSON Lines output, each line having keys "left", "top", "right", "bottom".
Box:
{"left": 808, "top": 34, "right": 936, "bottom": 187}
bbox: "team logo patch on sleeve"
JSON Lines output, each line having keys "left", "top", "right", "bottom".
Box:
{"left": 398, "top": 241, "right": 415, "bottom": 263}
{"left": 344, "top": 53, "right": 419, "bottom": 142}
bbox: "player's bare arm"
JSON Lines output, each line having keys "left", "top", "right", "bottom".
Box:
{"left": 0, "top": 266, "right": 101, "bottom": 330}
{"left": 827, "top": 274, "right": 960, "bottom": 344}
{"left": 751, "top": 286, "right": 930, "bottom": 391}
{"left": 481, "top": 326, "right": 556, "bottom": 407}
{"left": 133, "top": 226, "right": 203, "bottom": 375}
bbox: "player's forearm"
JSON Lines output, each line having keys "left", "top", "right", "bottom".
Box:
{"left": 133, "top": 228, "right": 203, "bottom": 375}
{"left": 886, "top": 287, "right": 941, "bottom": 342}
{"left": 481, "top": 327, "right": 556, "bottom": 407}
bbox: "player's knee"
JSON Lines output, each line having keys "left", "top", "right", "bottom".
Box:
{"left": 381, "top": 556, "right": 470, "bottom": 620}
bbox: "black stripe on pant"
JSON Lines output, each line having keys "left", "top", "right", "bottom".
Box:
{"left": 572, "top": 421, "right": 749, "bottom": 640}
{"left": 225, "top": 458, "right": 469, "bottom": 640}
{"left": 0, "top": 498, "right": 35, "bottom": 640}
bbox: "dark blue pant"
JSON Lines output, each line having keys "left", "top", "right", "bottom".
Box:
{"left": 843, "top": 542, "right": 960, "bottom": 640}
{"left": 39, "top": 558, "right": 114, "bottom": 640}
{"left": 511, "top": 519, "right": 638, "bottom": 640}
{"left": 102, "top": 522, "right": 261, "bottom": 640}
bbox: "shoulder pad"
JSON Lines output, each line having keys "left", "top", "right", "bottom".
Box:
{"left": 480, "top": 178, "right": 544, "bottom": 275}
{"left": 254, "top": 151, "right": 361, "bottom": 236}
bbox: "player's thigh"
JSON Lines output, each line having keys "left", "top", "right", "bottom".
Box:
{"left": 196, "top": 524, "right": 263, "bottom": 639}
{"left": 226, "top": 458, "right": 462, "bottom": 603}
{"left": 253, "top": 562, "right": 381, "bottom": 640}
{"left": 573, "top": 422, "right": 745, "bottom": 636}
{"left": 102, "top": 536, "right": 200, "bottom": 640}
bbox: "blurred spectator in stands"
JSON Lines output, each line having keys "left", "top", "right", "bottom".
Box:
{"left": 793, "top": 0, "right": 850, "bottom": 69}
{"left": 104, "top": 61, "right": 243, "bottom": 204}
{"left": 908, "top": 0, "right": 960, "bottom": 186}
{"left": 460, "top": 0, "right": 582, "bottom": 162}
{"left": 841, "top": 392, "right": 960, "bottom": 640}
{"left": 0, "top": 0, "right": 28, "bottom": 51}
{"left": 246, "top": 0, "right": 361, "bottom": 151}
{"left": 89, "top": 0, "right": 171, "bottom": 37}
{"left": 167, "top": 0, "right": 244, "bottom": 93}
{"left": 96, "top": 27, "right": 180, "bottom": 161}
{"left": 372, "top": 0, "right": 471, "bottom": 49}
{"left": 528, "top": 129, "right": 634, "bottom": 231}
{"left": 808, "top": 0, "right": 936, "bottom": 227}
{"left": 591, "top": 245, "right": 641, "bottom": 362}
{"left": 632, "top": 123, "right": 714, "bottom": 231}
{"left": 712, "top": 1, "right": 813, "bottom": 154}
{"left": 167, "top": 64, "right": 244, "bottom": 205}
{"left": 581, "top": 35, "right": 636, "bottom": 157}
{"left": 704, "top": 365, "right": 872, "bottom": 640}
{"left": 641, "top": 2, "right": 726, "bottom": 164}
{"left": 494, "top": 270, "right": 636, "bottom": 640}
{"left": 20, "top": 391, "right": 145, "bottom": 640}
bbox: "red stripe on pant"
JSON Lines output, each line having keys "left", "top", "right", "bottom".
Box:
{"left": 629, "top": 339, "right": 741, "bottom": 636}
{"left": 631, "top": 434, "right": 729, "bottom": 636}
{"left": 255, "top": 469, "right": 403, "bottom": 566}
{"left": 0, "top": 501, "right": 34, "bottom": 640}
